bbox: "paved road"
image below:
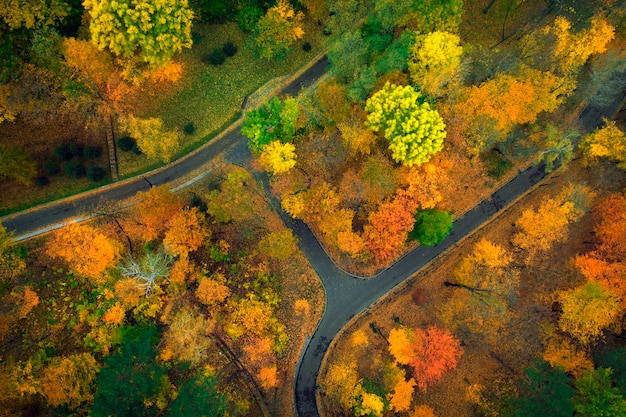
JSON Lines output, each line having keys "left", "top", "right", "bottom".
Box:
{"left": 1, "top": 56, "right": 330, "bottom": 239}
{"left": 2, "top": 51, "right": 624, "bottom": 417}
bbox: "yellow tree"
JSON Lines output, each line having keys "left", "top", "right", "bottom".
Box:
{"left": 257, "top": 229, "right": 298, "bottom": 260}
{"left": 0, "top": 223, "right": 25, "bottom": 281}
{"left": 580, "top": 120, "right": 626, "bottom": 169}
{"left": 338, "top": 112, "right": 378, "bottom": 156}
{"left": 120, "top": 115, "right": 182, "bottom": 163}
{"left": 558, "top": 282, "right": 622, "bottom": 346}
{"left": 46, "top": 222, "right": 122, "bottom": 282}
{"left": 389, "top": 377, "right": 417, "bottom": 412}
{"left": 161, "top": 307, "right": 214, "bottom": 365}
{"left": 409, "top": 31, "right": 463, "bottom": 97}
{"left": 251, "top": 0, "right": 304, "bottom": 60}
{"left": 258, "top": 140, "right": 297, "bottom": 175}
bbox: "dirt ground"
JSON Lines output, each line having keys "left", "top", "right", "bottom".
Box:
{"left": 319, "top": 134, "right": 626, "bottom": 415}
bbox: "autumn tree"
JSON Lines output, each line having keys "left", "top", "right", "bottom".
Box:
{"left": 352, "top": 387, "right": 386, "bottom": 417}
{"left": 242, "top": 96, "right": 300, "bottom": 152}
{"left": 120, "top": 115, "right": 182, "bottom": 162}
{"left": 314, "top": 78, "right": 352, "bottom": 128}
{"left": 558, "top": 282, "right": 622, "bottom": 346}
{"left": 46, "top": 222, "right": 122, "bottom": 282}
{"left": 130, "top": 185, "right": 183, "bottom": 242}
{"left": 250, "top": 0, "right": 304, "bottom": 60}
{"left": 338, "top": 111, "right": 378, "bottom": 156}
{"left": 163, "top": 207, "right": 209, "bottom": 258}
{"left": 409, "top": 31, "right": 463, "bottom": 97}
{"left": 0, "top": 223, "right": 26, "bottom": 281}
{"left": 512, "top": 184, "right": 593, "bottom": 261}
{"left": 366, "top": 82, "right": 446, "bottom": 166}
{"left": 83, "top": 0, "right": 194, "bottom": 67}
{"left": 406, "top": 0, "right": 463, "bottom": 33}
{"left": 543, "top": 335, "right": 593, "bottom": 378}
{"left": 0, "top": 145, "right": 37, "bottom": 185}
{"left": 196, "top": 275, "right": 231, "bottom": 306}
{"left": 574, "top": 368, "right": 626, "bottom": 417}
{"left": 258, "top": 229, "right": 298, "bottom": 260}
{"left": 40, "top": 353, "right": 100, "bottom": 409}
{"left": 206, "top": 169, "right": 260, "bottom": 223}
{"left": 225, "top": 298, "right": 286, "bottom": 351}
{"left": 388, "top": 326, "right": 463, "bottom": 392}
{"left": 258, "top": 140, "right": 297, "bottom": 175}
{"left": 534, "top": 125, "right": 577, "bottom": 173}
{"left": 363, "top": 195, "right": 417, "bottom": 264}
{"left": 389, "top": 376, "right": 417, "bottom": 413}
{"left": 161, "top": 307, "right": 214, "bottom": 365}
{"left": 580, "top": 120, "right": 626, "bottom": 169}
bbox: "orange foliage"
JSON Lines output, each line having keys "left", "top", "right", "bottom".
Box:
{"left": 46, "top": 222, "right": 122, "bottom": 282}
{"left": 389, "top": 326, "right": 463, "bottom": 392}
{"left": 410, "top": 404, "right": 437, "bottom": 417}
{"left": 148, "top": 61, "right": 183, "bottom": 83}
{"left": 294, "top": 299, "right": 310, "bottom": 317}
{"left": 40, "top": 353, "right": 99, "bottom": 409}
{"left": 397, "top": 163, "right": 445, "bottom": 210}
{"left": 389, "top": 377, "right": 417, "bottom": 412}
{"left": 163, "top": 207, "right": 209, "bottom": 258}
{"left": 103, "top": 302, "right": 125, "bottom": 325}
{"left": 364, "top": 195, "right": 418, "bottom": 264}
{"left": 337, "top": 230, "right": 367, "bottom": 258}
{"left": 114, "top": 278, "right": 143, "bottom": 307}
{"left": 258, "top": 365, "right": 279, "bottom": 390}
{"left": 196, "top": 277, "right": 231, "bottom": 306}
{"left": 543, "top": 335, "right": 593, "bottom": 377}
{"left": 162, "top": 307, "right": 214, "bottom": 365}
{"left": 18, "top": 286, "right": 39, "bottom": 318}
{"left": 338, "top": 111, "right": 378, "bottom": 155}
{"left": 129, "top": 185, "right": 183, "bottom": 242}
{"left": 244, "top": 337, "right": 274, "bottom": 366}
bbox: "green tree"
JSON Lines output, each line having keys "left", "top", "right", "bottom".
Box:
{"left": 242, "top": 96, "right": 300, "bottom": 152}
{"left": 327, "top": 30, "right": 370, "bottom": 85}
{"left": 166, "top": 373, "right": 227, "bottom": 417}
{"left": 408, "top": 0, "right": 463, "bottom": 34}
{"left": 409, "top": 208, "right": 453, "bottom": 246}
{"left": 511, "top": 359, "right": 575, "bottom": 417}
{"left": 83, "top": 0, "right": 194, "bottom": 67}
{"left": 574, "top": 368, "right": 626, "bottom": 417}
{"left": 0, "top": 144, "right": 36, "bottom": 185}
{"left": 559, "top": 282, "right": 621, "bottom": 346}
{"left": 365, "top": 82, "right": 446, "bottom": 166}
{"left": 91, "top": 325, "right": 166, "bottom": 417}
{"left": 250, "top": 0, "right": 304, "bottom": 60}
{"left": 594, "top": 347, "right": 626, "bottom": 395}
{"left": 120, "top": 115, "right": 182, "bottom": 162}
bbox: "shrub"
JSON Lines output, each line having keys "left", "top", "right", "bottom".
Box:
{"left": 117, "top": 136, "right": 136, "bottom": 152}
{"left": 83, "top": 146, "right": 101, "bottom": 159}
{"left": 222, "top": 41, "right": 238, "bottom": 57}
{"left": 183, "top": 122, "right": 196, "bottom": 135}
{"left": 481, "top": 150, "right": 512, "bottom": 180}
{"left": 54, "top": 144, "right": 73, "bottom": 161}
{"left": 34, "top": 176, "right": 49, "bottom": 186}
{"left": 44, "top": 161, "right": 60, "bottom": 176}
{"left": 203, "top": 49, "right": 226, "bottom": 66}
{"left": 191, "top": 31, "right": 203, "bottom": 44}
{"left": 87, "top": 166, "right": 106, "bottom": 182}
{"left": 68, "top": 143, "right": 83, "bottom": 157}
{"left": 302, "top": 42, "right": 312, "bottom": 52}
{"left": 64, "top": 161, "right": 85, "bottom": 178}
{"left": 410, "top": 208, "right": 454, "bottom": 246}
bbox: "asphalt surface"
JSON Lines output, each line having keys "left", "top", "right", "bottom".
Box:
{"left": 2, "top": 52, "right": 624, "bottom": 417}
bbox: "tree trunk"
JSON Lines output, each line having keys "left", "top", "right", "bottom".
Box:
{"left": 105, "top": 114, "right": 119, "bottom": 181}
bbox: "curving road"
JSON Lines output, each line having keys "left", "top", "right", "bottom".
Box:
{"left": 2, "top": 52, "right": 625, "bottom": 417}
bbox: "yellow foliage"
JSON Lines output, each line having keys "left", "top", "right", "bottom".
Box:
{"left": 552, "top": 16, "right": 615, "bottom": 73}
{"left": 389, "top": 377, "right": 416, "bottom": 412}
{"left": 259, "top": 140, "right": 297, "bottom": 175}
{"left": 388, "top": 327, "right": 414, "bottom": 365}
{"left": 543, "top": 336, "right": 593, "bottom": 377}
{"left": 338, "top": 116, "right": 377, "bottom": 155}
{"left": 9, "top": 360, "right": 38, "bottom": 396}
{"left": 581, "top": 120, "right": 626, "bottom": 168}
{"left": 409, "top": 31, "right": 463, "bottom": 97}
{"left": 163, "top": 307, "right": 214, "bottom": 365}
{"left": 321, "top": 358, "right": 359, "bottom": 409}
{"left": 350, "top": 329, "right": 369, "bottom": 348}
{"left": 120, "top": 115, "right": 182, "bottom": 162}
{"left": 337, "top": 230, "right": 367, "bottom": 259}
{"left": 257, "top": 229, "right": 298, "bottom": 260}
{"left": 356, "top": 390, "right": 385, "bottom": 417}
{"left": 281, "top": 193, "right": 305, "bottom": 218}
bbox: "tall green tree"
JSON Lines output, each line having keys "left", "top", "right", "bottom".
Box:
{"left": 83, "top": 0, "right": 194, "bottom": 67}
{"left": 166, "top": 373, "right": 227, "bottom": 417}
{"left": 574, "top": 368, "right": 626, "bottom": 417}
{"left": 242, "top": 96, "right": 300, "bottom": 152}
{"left": 91, "top": 325, "right": 166, "bottom": 417}
{"left": 511, "top": 359, "right": 575, "bottom": 417}
{"left": 365, "top": 82, "right": 446, "bottom": 166}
